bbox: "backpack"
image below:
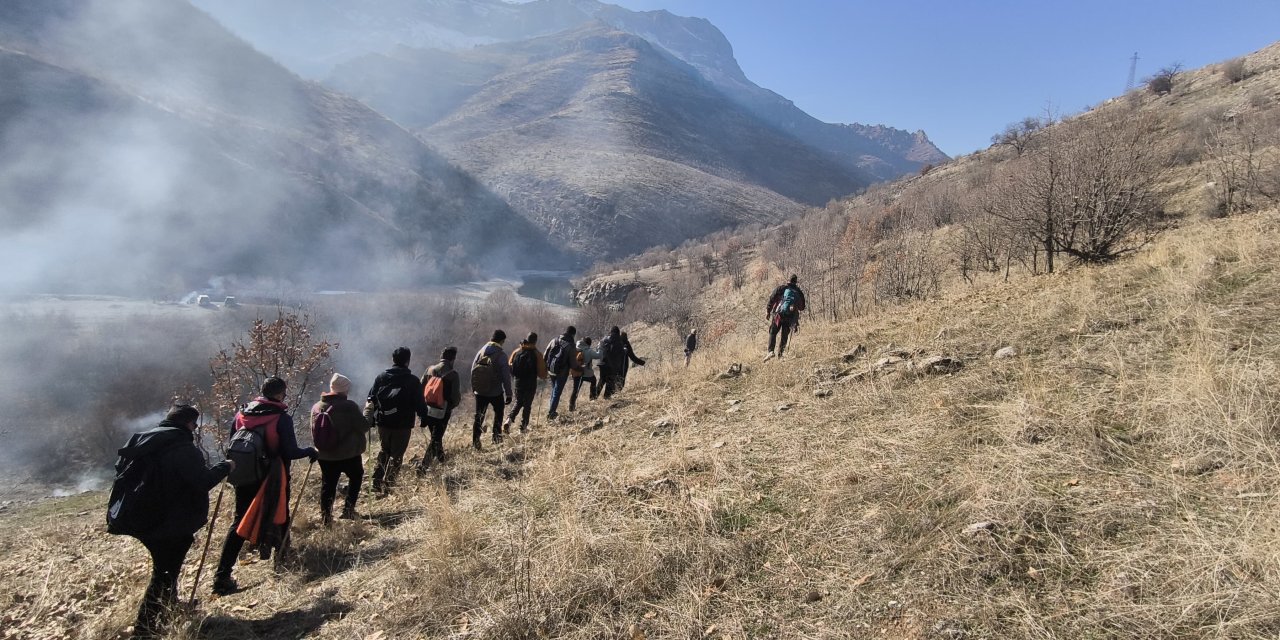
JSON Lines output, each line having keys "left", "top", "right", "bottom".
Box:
{"left": 311, "top": 404, "right": 339, "bottom": 451}
{"left": 372, "top": 375, "right": 411, "bottom": 423}
{"left": 471, "top": 353, "right": 500, "bottom": 395}
{"left": 511, "top": 348, "right": 538, "bottom": 379}
{"left": 423, "top": 374, "right": 446, "bottom": 409}
{"left": 106, "top": 440, "right": 180, "bottom": 538}
{"left": 226, "top": 425, "right": 270, "bottom": 487}
{"left": 777, "top": 286, "right": 801, "bottom": 317}
{"left": 545, "top": 339, "right": 569, "bottom": 376}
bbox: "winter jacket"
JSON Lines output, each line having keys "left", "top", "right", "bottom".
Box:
{"left": 311, "top": 393, "right": 371, "bottom": 461}
{"left": 543, "top": 334, "right": 580, "bottom": 379}
{"left": 508, "top": 341, "right": 548, "bottom": 390}
{"left": 232, "top": 398, "right": 315, "bottom": 472}
{"left": 117, "top": 421, "right": 230, "bottom": 540}
{"left": 422, "top": 359, "right": 462, "bottom": 411}
{"left": 576, "top": 341, "right": 600, "bottom": 380}
{"left": 621, "top": 336, "right": 645, "bottom": 377}
{"left": 472, "top": 342, "right": 513, "bottom": 399}
{"left": 685, "top": 333, "right": 697, "bottom": 354}
{"left": 365, "top": 365, "right": 427, "bottom": 429}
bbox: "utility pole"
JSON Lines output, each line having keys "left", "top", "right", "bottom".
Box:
{"left": 1125, "top": 52, "right": 1139, "bottom": 92}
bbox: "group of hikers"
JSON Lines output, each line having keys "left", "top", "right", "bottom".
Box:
{"left": 106, "top": 276, "right": 805, "bottom": 638}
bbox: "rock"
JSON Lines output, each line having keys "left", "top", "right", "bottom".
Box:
{"left": 804, "top": 591, "right": 823, "bottom": 603}
{"left": 725, "top": 406, "right": 741, "bottom": 414}
{"left": 651, "top": 418, "right": 675, "bottom": 430}
{"left": 814, "top": 389, "right": 832, "bottom": 398}
{"left": 963, "top": 521, "right": 996, "bottom": 535}
{"left": 994, "top": 346, "right": 1018, "bottom": 359}
{"left": 728, "top": 399, "right": 742, "bottom": 406}
{"left": 775, "top": 403, "right": 793, "bottom": 412}
{"left": 579, "top": 419, "right": 605, "bottom": 435}
{"left": 717, "top": 363, "right": 744, "bottom": 380}
{"left": 912, "top": 355, "right": 964, "bottom": 375}
{"left": 841, "top": 344, "right": 867, "bottom": 363}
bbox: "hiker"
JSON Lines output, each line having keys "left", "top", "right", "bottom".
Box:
{"left": 766, "top": 274, "right": 807, "bottom": 359}
{"left": 544, "top": 326, "right": 580, "bottom": 420}
{"left": 570, "top": 336, "right": 600, "bottom": 410}
{"left": 364, "top": 347, "right": 428, "bottom": 495}
{"left": 684, "top": 329, "right": 698, "bottom": 367}
{"left": 418, "top": 346, "right": 462, "bottom": 473}
{"left": 472, "top": 330, "right": 513, "bottom": 449}
{"left": 617, "top": 331, "right": 646, "bottom": 391}
{"left": 214, "top": 377, "right": 317, "bottom": 596}
{"left": 111, "top": 405, "right": 231, "bottom": 638}
{"left": 312, "top": 373, "right": 371, "bottom": 525}
{"left": 505, "top": 332, "right": 547, "bottom": 433}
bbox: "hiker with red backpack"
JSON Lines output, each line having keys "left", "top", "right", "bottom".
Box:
{"left": 505, "top": 332, "right": 548, "bottom": 433}
{"left": 544, "top": 326, "right": 580, "bottom": 420}
{"left": 364, "top": 347, "right": 428, "bottom": 495}
{"left": 311, "top": 373, "right": 371, "bottom": 525}
{"left": 417, "top": 346, "right": 462, "bottom": 473}
{"left": 213, "top": 377, "right": 317, "bottom": 596}
{"left": 471, "top": 330, "right": 513, "bottom": 449}
{"left": 107, "top": 405, "right": 232, "bottom": 638}
{"left": 765, "top": 274, "right": 807, "bottom": 360}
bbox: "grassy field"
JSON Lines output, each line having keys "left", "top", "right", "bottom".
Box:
{"left": 4, "top": 207, "right": 1280, "bottom": 639}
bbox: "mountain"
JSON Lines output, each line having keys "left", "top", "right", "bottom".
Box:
{"left": 331, "top": 24, "right": 868, "bottom": 257}
{"left": 192, "top": 0, "right": 949, "bottom": 178}
{"left": 0, "top": 0, "right": 559, "bottom": 294}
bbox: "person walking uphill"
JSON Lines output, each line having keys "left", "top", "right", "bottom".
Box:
{"left": 213, "top": 377, "right": 317, "bottom": 596}
{"left": 570, "top": 336, "right": 600, "bottom": 411}
{"left": 418, "top": 346, "right": 462, "bottom": 473}
{"left": 505, "top": 333, "right": 547, "bottom": 433}
{"left": 598, "top": 327, "right": 644, "bottom": 399}
{"left": 108, "top": 405, "right": 231, "bottom": 638}
{"left": 365, "top": 347, "right": 428, "bottom": 495}
{"left": 765, "top": 274, "right": 806, "bottom": 360}
{"left": 312, "top": 373, "right": 371, "bottom": 525}
{"left": 472, "top": 330, "right": 513, "bottom": 449}
{"left": 544, "top": 326, "right": 580, "bottom": 420}
{"left": 618, "top": 331, "right": 646, "bottom": 391}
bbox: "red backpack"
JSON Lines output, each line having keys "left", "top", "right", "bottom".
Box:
{"left": 423, "top": 375, "right": 445, "bottom": 409}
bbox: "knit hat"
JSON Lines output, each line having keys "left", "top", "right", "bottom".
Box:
{"left": 329, "top": 373, "right": 352, "bottom": 395}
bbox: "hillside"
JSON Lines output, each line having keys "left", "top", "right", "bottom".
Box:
{"left": 5, "top": 205, "right": 1280, "bottom": 639}
{"left": 332, "top": 24, "right": 868, "bottom": 258}
{"left": 0, "top": 0, "right": 560, "bottom": 294}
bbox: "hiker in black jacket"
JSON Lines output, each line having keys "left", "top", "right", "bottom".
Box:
{"left": 599, "top": 326, "right": 644, "bottom": 399}
{"left": 765, "top": 274, "right": 806, "bottom": 360}
{"left": 684, "top": 329, "right": 697, "bottom": 367}
{"left": 116, "top": 405, "right": 231, "bottom": 638}
{"left": 365, "top": 347, "right": 428, "bottom": 494}
{"left": 617, "top": 331, "right": 646, "bottom": 391}
{"left": 417, "top": 346, "right": 462, "bottom": 473}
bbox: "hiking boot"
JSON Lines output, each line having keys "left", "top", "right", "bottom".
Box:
{"left": 339, "top": 506, "right": 360, "bottom": 520}
{"left": 547, "top": 412, "right": 558, "bottom": 421}
{"left": 763, "top": 351, "right": 775, "bottom": 361}
{"left": 211, "top": 575, "right": 239, "bottom": 596}
{"left": 493, "top": 434, "right": 504, "bottom": 445}
{"left": 519, "top": 424, "right": 528, "bottom": 433}
{"left": 321, "top": 509, "right": 333, "bottom": 527}
{"left": 473, "top": 439, "right": 482, "bottom": 450}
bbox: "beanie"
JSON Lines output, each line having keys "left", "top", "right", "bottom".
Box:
{"left": 330, "top": 373, "right": 352, "bottom": 395}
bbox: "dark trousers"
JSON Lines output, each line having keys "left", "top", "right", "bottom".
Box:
{"left": 216, "top": 483, "right": 264, "bottom": 580}
{"left": 768, "top": 317, "right": 795, "bottom": 356}
{"left": 570, "top": 376, "right": 597, "bottom": 409}
{"left": 600, "top": 365, "right": 621, "bottom": 399}
{"left": 372, "top": 427, "right": 412, "bottom": 491}
{"left": 547, "top": 374, "right": 569, "bottom": 416}
{"left": 474, "top": 394, "right": 504, "bottom": 443}
{"left": 319, "top": 456, "right": 363, "bottom": 514}
{"left": 134, "top": 534, "right": 194, "bottom": 637}
{"left": 506, "top": 386, "right": 536, "bottom": 429}
{"left": 419, "top": 412, "right": 451, "bottom": 466}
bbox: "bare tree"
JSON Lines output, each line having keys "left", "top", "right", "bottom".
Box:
{"left": 991, "top": 116, "right": 1047, "bottom": 156}
{"left": 1147, "top": 63, "right": 1183, "bottom": 95}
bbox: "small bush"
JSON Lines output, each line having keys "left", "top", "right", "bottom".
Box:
{"left": 1147, "top": 63, "right": 1182, "bottom": 95}
{"left": 1222, "top": 57, "right": 1248, "bottom": 83}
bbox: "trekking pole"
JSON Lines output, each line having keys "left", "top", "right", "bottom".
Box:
{"left": 189, "top": 482, "right": 226, "bottom": 603}
{"left": 276, "top": 459, "right": 315, "bottom": 570}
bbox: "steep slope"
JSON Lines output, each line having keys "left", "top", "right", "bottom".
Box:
{"left": 193, "top": 0, "right": 948, "bottom": 180}
{"left": 0, "top": 0, "right": 560, "bottom": 294}
{"left": 335, "top": 25, "right": 870, "bottom": 258}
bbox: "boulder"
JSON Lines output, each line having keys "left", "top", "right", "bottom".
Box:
{"left": 841, "top": 344, "right": 867, "bottom": 363}
{"left": 994, "top": 346, "right": 1018, "bottom": 359}
{"left": 912, "top": 356, "right": 963, "bottom": 375}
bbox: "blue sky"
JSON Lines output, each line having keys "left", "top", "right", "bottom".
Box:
{"left": 609, "top": 0, "right": 1280, "bottom": 156}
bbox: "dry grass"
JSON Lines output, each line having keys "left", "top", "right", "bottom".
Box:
{"left": 5, "top": 209, "right": 1280, "bottom": 638}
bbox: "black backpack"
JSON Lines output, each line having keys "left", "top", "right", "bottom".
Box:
{"left": 545, "top": 339, "right": 569, "bottom": 376}
{"left": 106, "top": 439, "right": 181, "bottom": 538}
{"left": 226, "top": 425, "right": 270, "bottom": 487}
{"left": 372, "top": 374, "right": 410, "bottom": 423}
{"left": 511, "top": 348, "right": 538, "bottom": 379}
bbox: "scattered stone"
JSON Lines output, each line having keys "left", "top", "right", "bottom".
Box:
{"left": 1172, "top": 455, "right": 1225, "bottom": 476}
{"left": 717, "top": 363, "right": 744, "bottom": 380}
{"left": 804, "top": 591, "right": 823, "bottom": 603}
{"left": 728, "top": 399, "right": 742, "bottom": 406}
{"left": 775, "top": 403, "right": 793, "bottom": 412}
{"left": 579, "top": 419, "right": 605, "bottom": 435}
{"left": 725, "top": 406, "right": 741, "bottom": 414}
{"left": 651, "top": 418, "right": 675, "bottom": 430}
{"left": 912, "top": 355, "right": 964, "bottom": 375}
{"left": 814, "top": 389, "right": 832, "bottom": 398}
{"left": 994, "top": 346, "right": 1018, "bottom": 359}
{"left": 841, "top": 344, "right": 867, "bottom": 363}
{"left": 963, "top": 521, "right": 996, "bottom": 535}
{"left": 712, "top": 441, "right": 725, "bottom": 449}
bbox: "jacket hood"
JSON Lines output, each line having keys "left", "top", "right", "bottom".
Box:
{"left": 517, "top": 342, "right": 537, "bottom": 350}
{"left": 243, "top": 397, "right": 288, "bottom": 415}
{"left": 320, "top": 392, "right": 347, "bottom": 401}
{"left": 119, "top": 423, "right": 192, "bottom": 460}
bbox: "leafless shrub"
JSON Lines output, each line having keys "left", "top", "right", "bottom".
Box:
{"left": 1147, "top": 63, "right": 1182, "bottom": 95}
{"left": 1222, "top": 57, "right": 1248, "bottom": 83}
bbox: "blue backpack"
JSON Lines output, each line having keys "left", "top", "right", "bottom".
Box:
{"left": 778, "top": 287, "right": 801, "bottom": 316}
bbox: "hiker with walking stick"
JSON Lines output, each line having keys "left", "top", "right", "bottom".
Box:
{"left": 211, "top": 377, "right": 317, "bottom": 596}
{"left": 105, "top": 405, "right": 232, "bottom": 639}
